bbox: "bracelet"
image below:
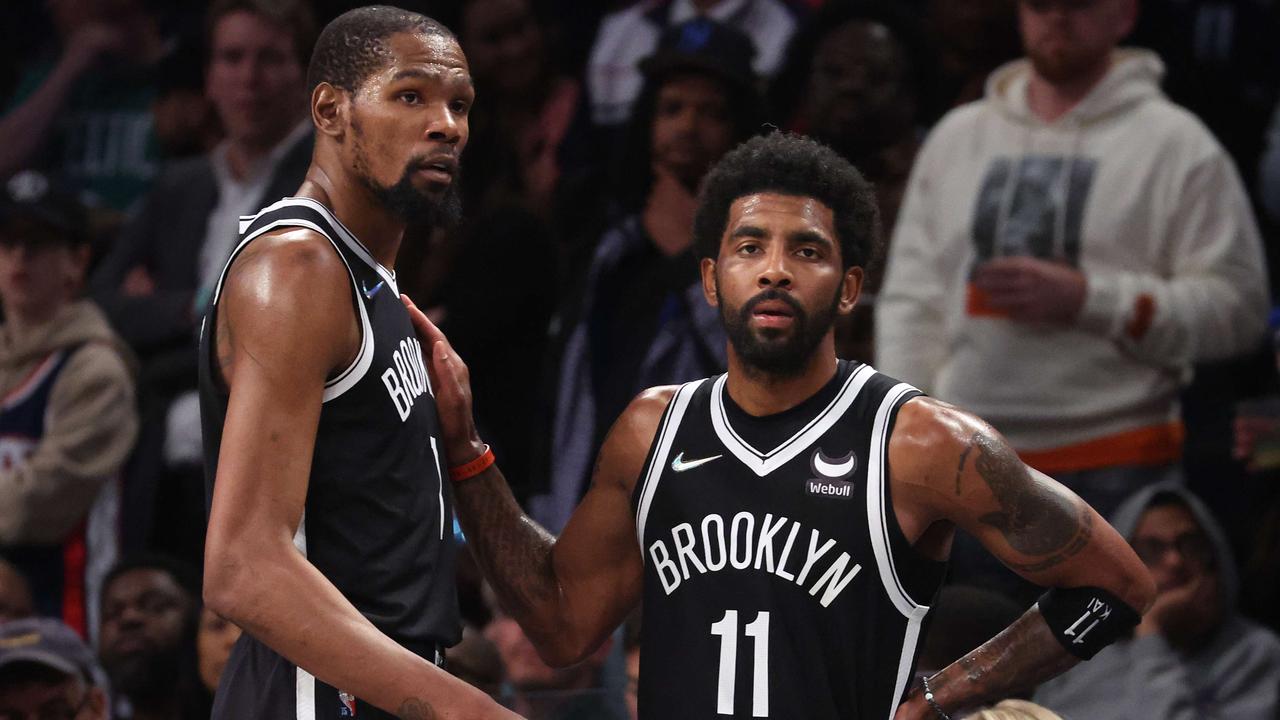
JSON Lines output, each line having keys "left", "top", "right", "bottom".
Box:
{"left": 921, "top": 676, "right": 952, "bottom": 720}
{"left": 448, "top": 444, "right": 494, "bottom": 483}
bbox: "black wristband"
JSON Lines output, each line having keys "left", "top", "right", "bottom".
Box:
{"left": 1038, "top": 586, "right": 1141, "bottom": 659}
{"left": 920, "top": 675, "right": 952, "bottom": 720}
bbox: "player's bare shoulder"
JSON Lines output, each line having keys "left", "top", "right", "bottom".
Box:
{"left": 214, "top": 226, "right": 360, "bottom": 387}
{"left": 594, "top": 385, "right": 680, "bottom": 495}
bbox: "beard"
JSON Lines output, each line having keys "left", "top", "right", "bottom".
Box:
{"left": 1026, "top": 38, "right": 1107, "bottom": 85}
{"left": 351, "top": 123, "right": 463, "bottom": 229}
{"left": 717, "top": 282, "right": 841, "bottom": 378}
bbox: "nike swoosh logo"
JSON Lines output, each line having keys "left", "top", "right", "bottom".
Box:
{"left": 671, "top": 452, "right": 722, "bottom": 473}
{"left": 363, "top": 280, "right": 385, "bottom": 299}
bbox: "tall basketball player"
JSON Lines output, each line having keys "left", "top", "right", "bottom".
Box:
{"left": 412, "top": 133, "right": 1156, "bottom": 720}
{"left": 199, "top": 7, "right": 518, "bottom": 720}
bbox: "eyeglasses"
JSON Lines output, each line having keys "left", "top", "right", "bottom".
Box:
{"left": 0, "top": 688, "right": 91, "bottom": 720}
{"left": 1131, "top": 532, "right": 1214, "bottom": 568}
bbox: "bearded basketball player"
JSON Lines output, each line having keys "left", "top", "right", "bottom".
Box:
{"left": 199, "top": 7, "right": 518, "bottom": 720}
{"left": 410, "top": 132, "right": 1156, "bottom": 719}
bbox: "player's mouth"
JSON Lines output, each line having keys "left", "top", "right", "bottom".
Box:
{"left": 414, "top": 156, "right": 457, "bottom": 184}
{"left": 750, "top": 299, "right": 796, "bottom": 329}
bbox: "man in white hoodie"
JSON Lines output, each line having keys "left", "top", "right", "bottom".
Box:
{"left": 876, "top": 0, "right": 1268, "bottom": 526}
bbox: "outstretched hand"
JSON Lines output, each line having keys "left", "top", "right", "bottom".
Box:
{"left": 401, "top": 294, "right": 486, "bottom": 463}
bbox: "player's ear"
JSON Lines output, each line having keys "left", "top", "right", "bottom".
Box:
{"left": 312, "top": 82, "right": 346, "bottom": 139}
{"left": 838, "top": 265, "right": 863, "bottom": 316}
{"left": 701, "top": 257, "right": 719, "bottom": 308}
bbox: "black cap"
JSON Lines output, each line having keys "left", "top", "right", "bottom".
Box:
{"left": 0, "top": 170, "right": 89, "bottom": 247}
{"left": 639, "top": 17, "right": 758, "bottom": 94}
{"left": 0, "top": 618, "right": 101, "bottom": 682}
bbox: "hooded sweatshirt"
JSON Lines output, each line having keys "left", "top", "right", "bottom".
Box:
{"left": 0, "top": 299, "right": 137, "bottom": 544}
{"left": 1034, "top": 482, "right": 1280, "bottom": 719}
{"left": 876, "top": 50, "right": 1268, "bottom": 462}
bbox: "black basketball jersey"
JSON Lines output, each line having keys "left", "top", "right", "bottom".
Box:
{"left": 198, "top": 197, "right": 458, "bottom": 719}
{"left": 633, "top": 360, "right": 946, "bottom": 720}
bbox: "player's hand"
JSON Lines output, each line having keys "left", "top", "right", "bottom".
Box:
{"left": 401, "top": 294, "right": 485, "bottom": 462}
{"left": 970, "top": 256, "right": 1086, "bottom": 325}
{"left": 892, "top": 690, "right": 933, "bottom": 720}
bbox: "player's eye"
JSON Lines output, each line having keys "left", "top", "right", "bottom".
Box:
{"left": 450, "top": 99, "right": 470, "bottom": 115}
{"left": 398, "top": 91, "right": 421, "bottom": 105}
{"left": 797, "top": 247, "right": 819, "bottom": 259}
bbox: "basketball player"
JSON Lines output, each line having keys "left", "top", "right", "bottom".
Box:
{"left": 410, "top": 133, "right": 1156, "bottom": 719}
{"left": 199, "top": 7, "right": 518, "bottom": 720}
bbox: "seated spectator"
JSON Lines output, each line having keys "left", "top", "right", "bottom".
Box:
{"left": 484, "top": 612, "right": 621, "bottom": 720}
{"left": 586, "top": 0, "right": 796, "bottom": 129}
{"left": 964, "top": 699, "right": 1062, "bottom": 720}
{"left": 194, "top": 607, "right": 240, "bottom": 696}
{"left": 446, "top": 624, "right": 506, "bottom": 701}
{"left": 926, "top": 0, "right": 1020, "bottom": 109}
{"left": 98, "top": 555, "right": 208, "bottom": 720}
{"left": 530, "top": 18, "right": 761, "bottom": 531}
{"left": 0, "top": 0, "right": 166, "bottom": 215}
{"left": 0, "top": 617, "right": 109, "bottom": 720}
{"left": 0, "top": 559, "right": 33, "bottom": 624}
{"left": 1034, "top": 483, "right": 1280, "bottom": 719}
{"left": 89, "top": 0, "right": 315, "bottom": 559}
{"left": 0, "top": 171, "right": 135, "bottom": 639}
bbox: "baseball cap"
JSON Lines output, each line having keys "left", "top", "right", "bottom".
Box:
{"left": 0, "top": 170, "right": 89, "bottom": 247}
{"left": 639, "top": 17, "right": 758, "bottom": 94}
{"left": 0, "top": 618, "right": 99, "bottom": 682}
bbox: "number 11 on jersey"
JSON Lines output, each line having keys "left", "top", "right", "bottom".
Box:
{"left": 710, "top": 610, "right": 770, "bottom": 717}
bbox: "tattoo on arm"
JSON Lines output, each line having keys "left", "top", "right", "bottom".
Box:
{"left": 969, "top": 431, "right": 1093, "bottom": 572}
{"left": 953, "top": 443, "right": 972, "bottom": 495}
{"left": 397, "top": 698, "right": 438, "bottom": 720}
{"left": 929, "top": 607, "right": 1079, "bottom": 713}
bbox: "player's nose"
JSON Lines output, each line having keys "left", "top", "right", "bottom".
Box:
{"left": 424, "top": 103, "right": 462, "bottom": 145}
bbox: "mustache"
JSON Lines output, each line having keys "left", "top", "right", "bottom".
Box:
{"left": 743, "top": 288, "right": 805, "bottom": 317}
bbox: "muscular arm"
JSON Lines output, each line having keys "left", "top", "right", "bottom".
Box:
{"left": 889, "top": 398, "right": 1156, "bottom": 717}
{"left": 409, "top": 297, "right": 661, "bottom": 667}
{"left": 203, "top": 235, "right": 513, "bottom": 720}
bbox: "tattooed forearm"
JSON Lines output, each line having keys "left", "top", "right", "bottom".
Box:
{"left": 926, "top": 606, "right": 1080, "bottom": 713}
{"left": 453, "top": 465, "right": 563, "bottom": 637}
{"left": 969, "top": 431, "right": 1091, "bottom": 569}
{"left": 397, "top": 698, "right": 438, "bottom": 720}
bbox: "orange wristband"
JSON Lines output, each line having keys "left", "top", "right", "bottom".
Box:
{"left": 448, "top": 445, "right": 494, "bottom": 483}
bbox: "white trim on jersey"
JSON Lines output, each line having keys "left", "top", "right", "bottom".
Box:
{"left": 865, "top": 382, "right": 930, "bottom": 719}
{"left": 866, "top": 382, "right": 927, "bottom": 614}
{"left": 709, "top": 364, "right": 876, "bottom": 477}
{"left": 296, "top": 667, "right": 316, "bottom": 720}
{"left": 288, "top": 196, "right": 400, "bottom": 296}
{"left": 210, "top": 210, "right": 376, "bottom": 404}
{"left": 635, "top": 381, "right": 701, "bottom": 550}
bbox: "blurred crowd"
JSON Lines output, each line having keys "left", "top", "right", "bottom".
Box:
{"left": 2, "top": 0, "right": 1280, "bottom": 717}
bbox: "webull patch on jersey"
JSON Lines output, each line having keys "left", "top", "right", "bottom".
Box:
{"left": 806, "top": 478, "right": 855, "bottom": 499}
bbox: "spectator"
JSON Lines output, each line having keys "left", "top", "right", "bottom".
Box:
{"left": 0, "top": 0, "right": 165, "bottom": 214}
{"left": 0, "top": 618, "right": 109, "bottom": 720}
{"left": 964, "top": 700, "right": 1063, "bottom": 720}
{"left": 586, "top": 0, "right": 796, "bottom": 129}
{"left": 926, "top": 0, "right": 1021, "bottom": 110}
{"left": 446, "top": 624, "right": 506, "bottom": 701}
{"left": 0, "top": 171, "right": 135, "bottom": 639}
{"left": 0, "top": 559, "right": 33, "bottom": 624}
{"left": 484, "top": 613, "right": 621, "bottom": 720}
{"left": 194, "top": 607, "right": 240, "bottom": 695}
{"left": 458, "top": 0, "right": 585, "bottom": 211}
{"left": 1034, "top": 483, "right": 1280, "bottom": 719}
{"left": 89, "top": 0, "right": 315, "bottom": 559}
{"left": 876, "top": 0, "right": 1268, "bottom": 523}
{"left": 150, "top": 29, "right": 222, "bottom": 161}
{"left": 530, "top": 18, "right": 761, "bottom": 532}
{"left": 771, "top": 0, "right": 930, "bottom": 360}
{"left": 98, "top": 555, "right": 207, "bottom": 720}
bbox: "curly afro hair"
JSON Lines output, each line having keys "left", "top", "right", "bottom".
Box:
{"left": 307, "top": 5, "right": 455, "bottom": 94}
{"left": 693, "top": 132, "right": 881, "bottom": 271}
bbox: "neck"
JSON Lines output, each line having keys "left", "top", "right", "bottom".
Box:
{"left": 225, "top": 118, "right": 303, "bottom": 182}
{"left": 724, "top": 339, "right": 839, "bottom": 416}
{"left": 5, "top": 300, "right": 64, "bottom": 337}
{"left": 1026, "top": 54, "right": 1113, "bottom": 124}
{"left": 296, "top": 165, "right": 405, "bottom": 269}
